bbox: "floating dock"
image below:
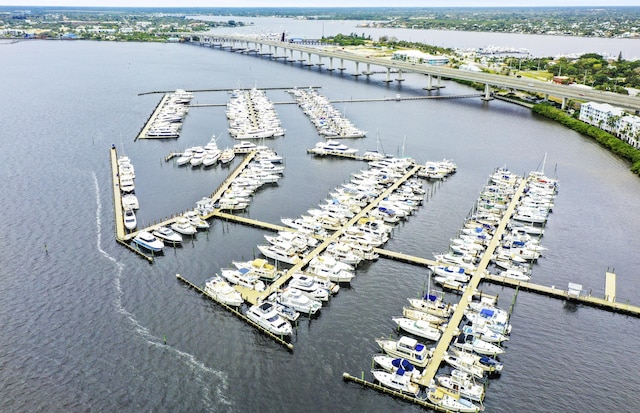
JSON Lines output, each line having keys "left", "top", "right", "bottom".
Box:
{"left": 235, "top": 164, "right": 424, "bottom": 306}
{"left": 135, "top": 94, "right": 173, "bottom": 141}
{"left": 417, "top": 177, "right": 528, "bottom": 388}
{"left": 175, "top": 273, "right": 293, "bottom": 350}
{"left": 110, "top": 146, "right": 126, "bottom": 241}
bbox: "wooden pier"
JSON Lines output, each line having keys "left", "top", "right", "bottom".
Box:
{"left": 342, "top": 373, "right": 443, "bottom": 411}
{"left": 135, "top": 94, "right": 173, "bottom": 141}
{"left": 110, "top": 146, "right": 126, "bottom": 241}
{"left": 417, "top": 177, "right": 528, "bottom": 388}
{"left": 235, "top": 164, "right": 424, "bottom": 306}
{"left": 175, "top": 273, "right": 293, "bottom": 350}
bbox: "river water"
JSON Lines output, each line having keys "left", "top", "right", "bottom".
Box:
{"left": 197, "top": 15, "right": 640, "bottom": 59}
{"left": 1, "top": 28, "right": 639, "bottom": 413}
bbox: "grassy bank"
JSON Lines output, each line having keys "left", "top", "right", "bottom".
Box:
{"left": 532, "top": 103, "right": 640, "bottom": 175}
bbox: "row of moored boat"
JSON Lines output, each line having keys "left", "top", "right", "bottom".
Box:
{"left": 289, "top": 87, "right": 366, "bottom": 138}
{"left": 227, "top": 88, "right": 285, "bottom": 139}
{"left": 365, "top": 166, "right": 558, "bottom": 411}
{"left": 146, "top": 89, "right": 193, "bottom": 138}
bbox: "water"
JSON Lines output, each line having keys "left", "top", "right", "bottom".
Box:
{"left": 196, "top": 15, "right": 640, "bottom": 59}
{"left": 1, "top": 37, "right": 640, "bottom": 413}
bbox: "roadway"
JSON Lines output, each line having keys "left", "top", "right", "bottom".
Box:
{"left": 202, "top": 35, "right": 640, "bottom": 111}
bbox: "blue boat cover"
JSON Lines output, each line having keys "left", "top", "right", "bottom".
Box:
{"left": 239, "top": 267, "right": 250, "bottom": 275}
{"left": 396, "top": 368, "right": 406, "bottom": 376}
{"left": 426, "top": 294, "right": 438, "bottom": 302}
{"left": 415, "top": 343, "right": 425, "bottom": 352}
{"left": 480, "top": 308, "right": 495, "bottom": 317}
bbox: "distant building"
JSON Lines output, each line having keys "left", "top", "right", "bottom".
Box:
{"left": 391, "top": 50, "right": 449, "bottom": 66}
{"left": 552, "top": 76, "right": 571, "bottom": 84}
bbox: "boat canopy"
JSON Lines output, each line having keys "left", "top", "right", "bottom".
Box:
{"left": 480, "top": 308, "right": 495, "bottom": 317}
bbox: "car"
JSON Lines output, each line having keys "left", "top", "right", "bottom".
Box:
{"left": 527, "top": 83, "right": 533, "bottom": 87}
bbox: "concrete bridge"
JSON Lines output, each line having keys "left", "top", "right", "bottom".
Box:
{"left": 192, "top": 34, "right": 640, "bottom": 112}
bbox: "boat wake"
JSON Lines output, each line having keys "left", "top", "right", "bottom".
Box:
{"left": 92, "top": 172, "right": 231, "bottom": 411}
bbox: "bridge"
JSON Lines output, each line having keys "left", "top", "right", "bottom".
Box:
{"left": 193, "top": 34, "right": 640, "bottom": 112}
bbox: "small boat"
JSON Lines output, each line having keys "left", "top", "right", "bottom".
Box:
{"left": 435, "top": 369, "right": 485, "bottom": 402}
{"left": 371, "top": 369, "right": 420, "bottom": 397}
{"left": 190, "top": 146, "right": 206, "bottom": 167}
{"left": 123, "top": 208, "right": 137, "bottom": 230}
{"left": 170, "top": 218, "right": 197, "bottom": 235}
{"left": 372, "top": 355, "right": 422, "bottom": 381}
{"left": 275, "top": 288, "right": 322, "bottom": 315}
{"left": 449, "top": 348, "right": 503, "bottom": 375}
{"left": 391, "top": 317, "right": 442, "bottom": 342}
{"left": 443, "top": 351, "right": 485, "bottom": 379}
{"left": 119, "top": 176, "right": 135, "bottom": 193}
{"left": 152, "top": 226, "right": 182, "bottom": 244}
{"left": 245, "top": 302, "right": 292, "bottom": 337}
{"left": 202, "top": 149, "right": 221, "bottom": 167}
{"left": 375, "top": 336, "right": 432, "bottom": 368}
{"left": 175, "top": 148, "right": 193, "bottom": 166}
{"left": 132, "top": 231, "right": 164, "bottom": 252}
{"left": 203, "top": 275, "right": 243, "bottom": 307}
{"left": 266, "top": 295, "right": 300, "bottom": 322}
{"left": 427, "top": 386, "right": 482, "bottom": 413}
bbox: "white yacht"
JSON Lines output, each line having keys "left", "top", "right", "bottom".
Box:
{"left": 245, "top": 302, "right": 292, "bottom": 337}
{"left": 203, "top": 275, "right": 243, "bottom": 307}
{"left": 152, "top": 226, "right": 182, "bottom": 244}
{"left": 256, "top": 244, "right": 301, "bottom": 265}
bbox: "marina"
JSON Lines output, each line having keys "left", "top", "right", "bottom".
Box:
{"left": 5, "top": 32, "right": 640, "bottom": 413}
{"left": 111, "top": 81, "right": 640, "bottom": 410}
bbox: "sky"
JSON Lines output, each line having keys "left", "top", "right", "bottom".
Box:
{"left": 0, "top": 1, "right": 639, "bottom": 7}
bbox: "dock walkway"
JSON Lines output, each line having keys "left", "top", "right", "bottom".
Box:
{"left": 417, "top": 177, "right": 528, "bottom": 387}
{"left": 235, "top": 164, "right": 423, "bottom": 305}
{"left": 135, "top": 94, "right": 172, "bottom": 141}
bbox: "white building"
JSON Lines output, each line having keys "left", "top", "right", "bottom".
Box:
{"left": 578, "top": 102, "right": 626, "bottom": 133}
{"left": 619, "top": 115, "right": 640, "bottom": 149}
{"left": 391, "top": 50, "right": 449, "bottom": 66}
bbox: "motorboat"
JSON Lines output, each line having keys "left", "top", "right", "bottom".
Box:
{"left": 435, "top": 369, "right": 485, "bottom": 402}
{"left": 443, "top": 351, "right": 485, "bottom": 380}
{"left": 183, "top": 211, "right": 210, "bottom": 230}
{"left": 232, "top": 258, "right": 283, "bottom": 282}
{"left": 402, "top": 307, "right": 446, "bottom": 325}
{"left": 220, "top": 268, "right": 266, "bottom": 292}
{"left": 375, "top": 336, "right": 432, "bottom": 368}
{"left": 275, "top": 287, "right": 322, "bottom": 315}
{"left": 121, "top": 193, "right": 139, "bottom": 210}
{"left": 371, "top": 369, "right": 420, "bottom": 397}
{"left": 449, "top": 348, "right": 504, "bottom": 375}
{"left": 132, "top": 231, "right": 164, "bottom": 252}
{"left": 202, "top": 149, "right": 221, "bottom": 167}
{"left": 123, "top": 208, "right": 137, "bottom": 230}
{"left": 497, "top": 268, "right": 531, "bottom": 281}
{"left": 391, "top": 317, "right": 442, "bottom": 342}
{"left": 119, "top": 176, "right": 135, "bottom": 193}
{"left": 372, "top": 355, "right": 422, "bottom": 381}
{"left": 427, "top": 386, "right": 482, "bottom": 413}
{"left": 313, "top": 139, "right": 358, "bottom": 155}
{"left": 203, "top": 275, "right": 243, "bottom": 307}
{"left": 296, "top": 272, "right": 340, "bottom": 295}
{"left": 190, "top": 146, "right": 206, "bottom": 167}
{"left": 287, "top": 273, "right": 330, "bottom": 301}
{"left": 266, "top": 295, "right": 300, "bottom": 322}
{"left": 307, "top": 254, "right": 355, "bottom": 283}
{"left": 461, "top": 323, "right": 509, "bottom": 344}
{"left": 175, "top": 148, "right": 193, "bottom": 166}
{"left": 408, "top": 294, "right": 456, "bottom": 318}
{"left": 245, "top": 302, "right": 292, "bottom": 337}
{"left": 152, "top": 226, "right": 182, "bottom": 244}
{"left": 453, "top": 333, "right": 505, "bottom": 356}
{"left": 219, "top": 148, "right": 235, "bottom": 165}
{"left": 170, "top": 218, "right": 197, "bottom": 235}
{"left": 257, "top": 244, "right": 301, "bottom": 266}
